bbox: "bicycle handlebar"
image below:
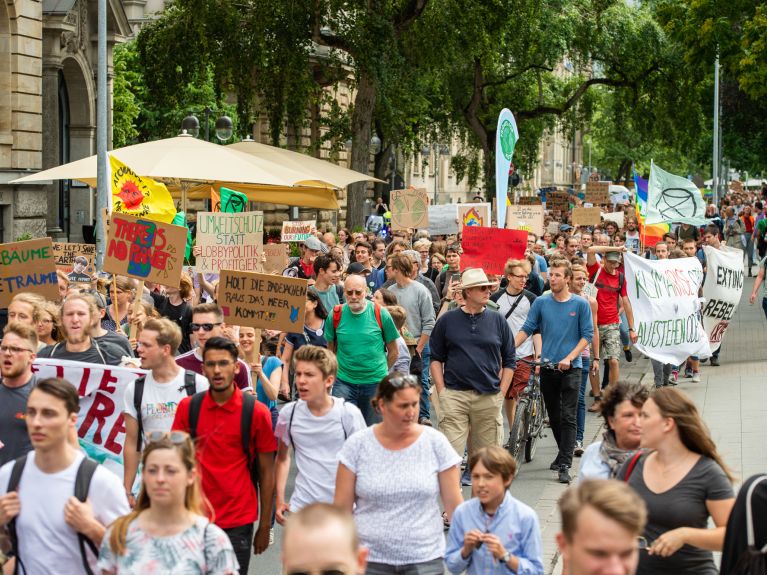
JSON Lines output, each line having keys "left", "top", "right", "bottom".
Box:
{"left": 518, "top": 358, "right": 560, "bottom": 371}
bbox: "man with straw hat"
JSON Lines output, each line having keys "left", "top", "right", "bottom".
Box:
{"left": 430, "top": 268, "right": 516, "bottom": 472}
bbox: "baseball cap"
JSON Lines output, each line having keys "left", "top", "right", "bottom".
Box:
{"left": 346, "top": 262, "right": 370, "bottom": 275}
{"left": 604, "top": 251, "right": 622, "bottom": 262}
{"left": 560, "top": 224, "right": 573, "bottom": 232}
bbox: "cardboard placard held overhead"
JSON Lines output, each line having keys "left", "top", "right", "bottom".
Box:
{"left": 506, "top": 205, "right": 545, "bottom": 235}
{"left": 263, "top": 243, "right": 290, "bottom": 274}
{"left": 518, "top": 196, "right": 542, "bottom": 205}
{"left": 390, "top": 188, "right": 429, "bottom": 230}
{"left": 281, "top": 220, "right": 316, "bottom": 242}
{"left": 0, "top": 238, "right": 59, "bottom": 308}
{"left": 461, "top": 226, "right": 527, "bottom": 275}
{"left": 602, "top": 211, "right": 625, "bottom": 228}
{"left": 547, "top": 221, "right": 561, "bottom": 235}
{"left": 196, "top": 211, "right": 264, "bottom": 273}
{"left": 571, "top": 207, "right": 603, "bottom": 227}
{"left": 428, "top": 205, "right": 459, "bottom": 235}
{"left": 458, "top": 203, "right": 491, "bottom": 228}
{"left": 52, "top": 242, "right": 96, "bottom": 283}
{"left": 585, "top": 181, "right": 611, "bottom": 205}
{"left": 546, "top": 191, "right": 570, "bottom": 212}
{"left": 219, "top": 269, "right": 308, "bottom": 332}
{"left": 103, "top": 212, "right": 187, "bottom": 288}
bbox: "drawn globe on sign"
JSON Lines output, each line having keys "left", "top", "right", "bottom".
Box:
{"left": 655, "top": 187, "right": 698, "bottom": 220}
{"left": 499, "top": 120, "right": 516, "bottom": 161}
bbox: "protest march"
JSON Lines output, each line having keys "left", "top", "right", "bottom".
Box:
{"left": 0, "top": 137, "right": 764, "bottom": 575}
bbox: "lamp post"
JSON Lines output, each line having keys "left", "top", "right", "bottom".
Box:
{"left": 181, "top": 108, "right": 234, "bottom": 142}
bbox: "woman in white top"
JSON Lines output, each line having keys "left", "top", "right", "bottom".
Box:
{"left": 335, "top": 373, "right": 463, "bottom": 574}
{"left": 578, "top": 381, "right": 649, "bottom": 482}
{"left": 99, "top": 431, "right": 239, "bottom": 575}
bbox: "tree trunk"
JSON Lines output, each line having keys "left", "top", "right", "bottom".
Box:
{"left": 373, "top": 143, "right": 392, "bottom": 202}
{"left": 346, "top": 71, "right": 377, "bottom": 229}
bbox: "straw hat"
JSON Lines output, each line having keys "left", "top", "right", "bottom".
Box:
{"left": 458, "top": 268, "right": 494, "bottom": 289}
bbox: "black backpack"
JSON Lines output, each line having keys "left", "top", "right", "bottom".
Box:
{"left": 7, "top": 455, "right": 99, "bottom": 575}
{"left": 188, "top": 391, "right": 260, "bottom": 488}
{"left": 132, "top": 371, "right": 197, "bottom": 451}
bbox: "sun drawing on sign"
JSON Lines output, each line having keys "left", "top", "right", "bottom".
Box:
{"left": 118, "top": 180, "right": 143, "bottom": 210}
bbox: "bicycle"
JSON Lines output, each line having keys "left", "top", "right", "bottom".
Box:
{"left": 506, "top": 358, "right": 555, "bottom": 464}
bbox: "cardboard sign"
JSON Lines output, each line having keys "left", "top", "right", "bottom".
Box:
{"left": 518, "top": 196, "right": 542, "bottom": 205}
{"left": 281, "top": 220, "right": 316, "bottom": 242}
{"left": 219, "top": 270, "right": 308, "bottom": 331}
{"left": 196, "top": 211, "right": 264, "bottom": 273}
{"left": 390, "top": 188, "right": 429, "bottom": 230}
{"left": 0, "top": 238, "right": 59, "bottom": 308}
{"left": 263, "top": 243, "right": 290, "bottom": 273}
{"left": 602, "top": 211, "right": 625, "bottom": 228}
{"left": 585, "top": 181, "right": 611, "bottom": 205}
{"left": 52, "top": 242, "right": 96, "bottom": 283}
{"left": 506, "top": 205, "right": 545, "bottom": 235}
{"left": 546, "top": 191, "right": 570, "bottom": 212}
{"left": 103, "top": 212, "right": 187, "bottom": 288}
{"left": 547, "top": 221, "right": 561, "bottom": 235}
{"left": 458, "top": 203, "right": 491, "bottom": 228}
{"left": 572, "top": 207, "right": 603, "bottom": 227}
{"left": 428, "top": 205, "right": 459, "bottom": 235}
{"left": 461, "top": 226, "right": 527, "bottom": 275}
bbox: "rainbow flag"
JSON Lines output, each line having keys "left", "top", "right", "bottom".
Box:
{"left": 633, "top": 170, "right": 669, "bottom": 247}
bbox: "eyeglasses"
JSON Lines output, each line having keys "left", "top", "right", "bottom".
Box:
{"left": 510, "top": 273, "right": 529, "bottom": 280}
{"left": 190, "top": 322, "right": 222, "bottom": 332}
{"left": 146, "top": 431, "right": 189, "bottom": 445}
{"left": 345, "top": 289, "right": 365, "bottom": 296}
{"left": 0, "top": 345, "right": 34, "bottom": 355}
{"left": 389, "top": 374, "right": 419, "bottom": 388}
{"left": 203, "top": 359, "right": 235, "bottom": 369}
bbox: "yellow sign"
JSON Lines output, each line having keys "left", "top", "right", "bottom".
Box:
{"left": 110, "top": 155, "right": 177, "bottom": 223}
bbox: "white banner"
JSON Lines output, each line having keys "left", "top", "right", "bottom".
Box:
{"left": 428, "top": 204, "right": 459, "bottom": 235}
{"left": 495, "top": 108, "right": 519, "bottom": 229}
{"left": 701, "top": 246, "right": 744, "bottom": 353}
{"left": 624, "top": 252, "right": 710, "bottom": 364}
{"left": 32, "top": 359, "right": 147, "bottom": 478}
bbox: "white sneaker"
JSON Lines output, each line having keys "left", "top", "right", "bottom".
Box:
{"left": 574, "top": 441, "right": 584, "bottom": 457}
{"left": 692, "top": 372, "right": 701, "bottom": 383}
{"left": 269, "top": 528, "right": 275, "bottom": 545}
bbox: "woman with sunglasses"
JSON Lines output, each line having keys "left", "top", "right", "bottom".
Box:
{"left": 335, "top": 373, "right": 463, "bottom": 574}
{"left": 620, "top": 387, "right": 735, "bottom": 575}
{"left": 99, "top": 431, "right": 239, "bottom": 574}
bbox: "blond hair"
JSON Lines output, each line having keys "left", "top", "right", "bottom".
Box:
{"left": 386, "top": 305, "right": 408, "bottom": 331}
{"left": 504, "top": 258, "right": 531, "bottom": 276}
{"left": 2, "top": 321, "right": 39, "bottom": 350}
{"left": 283, "top": 503, "right": 358, "bottom": 553}
{"left": 293, "top": 344, "right": 338, "bottom": 380}
{"left": 142, "top": 317, "right": 182, "bottom": 355}
{"left": 9, "top": 293, "right": 46, "bottom": 323}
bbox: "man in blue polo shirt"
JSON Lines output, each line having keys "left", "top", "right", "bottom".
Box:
{"left": 515, "top": 258, "right": 593, "bottom": 484}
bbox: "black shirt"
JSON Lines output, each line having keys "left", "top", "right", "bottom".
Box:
{"left": 150, "top": 292, "right": 193, "bottom": 354}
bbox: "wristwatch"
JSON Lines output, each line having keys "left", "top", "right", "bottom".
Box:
{"left": 501, "top": 551, "right": 512, "bottom": 564}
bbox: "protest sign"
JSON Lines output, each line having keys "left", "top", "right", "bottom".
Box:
{"left": 281, "top": 220, "right": 316, "bottom": 242}
{"left": 263, "top": 243, "right": 290, "bottom": 273}
{"left": 390, "top": 188, "right": 429, "bottom": 230}
{"left": 461, "top": 226, "right": 527, "bottom": 275}
{"left": 602, "top": 211, "right": 625, "bottom": 228}
{"left": 103, "top": 212, "right": 187, "bottom": 288}
{"left": 219, "top": 270, "right": 308, "bottom": 331}
{"left": 547, "top": 221, "right": 561, "bottom": 235}
{"left": 196, "top": 211, "right": 264, "bottom": 273}
{"left": 0, "top": 238, "right": 59, "bottom": 308}
{"left": 585, "top": 181, "right": 611, "bottom": 205}
{"left": 571, "top": 207, "right": 602, "bottom": 227}
{"left": 458, "top": 203, "right": 491, "bottom": 228}
{"left": 33, "top": 358, "right": 148, "bottom": 478}
{"left": 428, "top": 204, "right": 459, "bottom": 235}
{"left": 701, "top": 246, "right": 744, "bottom": 353}
{"left": 624, "top": 252, "right": 710, "bottom": 364}
{"left": 506, "top": 205, "right": 544, "bottom": 235}
{"left": 546, "top": 191, "right": 570, "bottom": 212}
{"left": 518, "top": 196, "right": 542, "bottom": 205}
{"left": 52, "top": 242, "right": 96, "bottom": 284}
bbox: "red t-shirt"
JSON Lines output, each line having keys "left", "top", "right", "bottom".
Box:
{"left": 172, "top": 387, "right": 276, "bottom": 529}
{"left": 587, "top": 261, "right": 626, "bottom": 325}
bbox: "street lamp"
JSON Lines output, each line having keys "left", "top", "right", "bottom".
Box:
{"left": 421, "top": 143, "right": 450, "bottom": 204}
{"left": 181, "top": 107, "right": 234, "bottom": 142}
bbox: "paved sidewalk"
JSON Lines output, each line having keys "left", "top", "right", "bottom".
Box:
{"left": 548, "top": 276, "right": 767, "bottom": 574}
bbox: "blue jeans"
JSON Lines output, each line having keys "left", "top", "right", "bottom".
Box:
{"left": 332, "top": 379, "right": 380, "bottom": 425}
{"left": 762, "top": 297, "right": 767, "bottom": 321}
{"left": 619, "top": 312, "right": 629, "bottom": 347}
{"left": 419, "top": 342, "right": 431, "bottom": 420}
{"left": 576, "top": 356, "right": 590, "bottom": 443}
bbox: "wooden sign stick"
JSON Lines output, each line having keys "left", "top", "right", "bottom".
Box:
{"left": 129, "top": 281, "right": 145, "bottom": 340}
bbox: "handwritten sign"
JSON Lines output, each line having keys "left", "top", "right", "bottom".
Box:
{"left": 546, "top": 191, "right": 570, "bottom": 212}
{"left": 585, "top": 181, "right": 611, "bottom": 205}
{"left": 281, "top": 220, "right": 316, "bottom": 242}
{"left": 506, "top": 205, "right": 544, "bottom": 235}
{"left": 196, "top": 211, "right": 263, "bottom": 273}
{"left": 103, "top": 212, "right": 187, "bottom": 288}
{"left": 390, "top": 188, "right": 429, "bottom": 230}
{"left": 428, "top": 205, "right": 459, "bottom": 235}
{"left": 461, "top": 226, "right": 527, "bottom": 275}
{"left": 0, "top": 238, "right": 59, "bottom": 308}
{"left": 263, "top": 243, "right": 290, "bottom": 274}
{"left": 219, "top": 270, "right": 308, "bottom": 332}
{"left": 458, "top": 203, "right": 491, "bottom": 228}
{"left": 701, "top": 246, "right": 744, "bottom": 353}
{"left": 518, "top": 196, "right": 542, "bottom": 205}
{"left": 572, "top": 207, "right": 602, "bottom": 227}
{"left": 52, "top": 242, "right": 96, "bottom": 283}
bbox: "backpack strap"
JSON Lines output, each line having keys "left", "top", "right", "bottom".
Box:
{"left": 745, "top": 475, "right": 767, "bottom": 549}
{"left": 74, "top": 458, "right": 100, "bottom": 575}
{"left": 188, "top": 392, "right": 206, "bottom": 441}
{"left": 287, "top": 402, "right": 297, "bottom": 447}
{"left": 183, "top": 370, "right": 197, "bottom": 396}
{"left": 623, "top": 451, "right": 643, "bottom": 481}
{"left": 133, "top": 376, "right": 146, "bottom": 452}
{"left": 240, "top": 392, "right": 259, "bottom": 488}
{"left": 373, "top": 302, "right": 383, "bottom": 330}
{"left": 332, "top": 304, "right": 343, "bottom": 332}
{"left": 6, "top": 455, "right": 27, "bottom": 572}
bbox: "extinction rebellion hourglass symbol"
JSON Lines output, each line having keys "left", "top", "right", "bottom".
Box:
{"left": 654, "top": 187, "right": 699, "bottom": 220}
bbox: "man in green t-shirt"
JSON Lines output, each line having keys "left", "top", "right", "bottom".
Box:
{"left": 325, "top": 274, "right": 400, "bottom": 425}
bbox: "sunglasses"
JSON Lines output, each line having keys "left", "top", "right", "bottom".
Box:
{"left": 146, "top": 431, "right": 189, "bottom": 445}
{"left": 345, "top": 289, "right": 365, "bottom": 296}
{"left": 190, "top": 322, "right": 222, "bottom": 332}
{"left": 389, "top": 374, "right": 419, "bottom": 388}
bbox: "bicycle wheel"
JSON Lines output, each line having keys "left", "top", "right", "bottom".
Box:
{"left": 524, "top": 395, "right": 545, "bottom": 463}
{"left": 507, "top": 398, "right": 529, "bottom": 462}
